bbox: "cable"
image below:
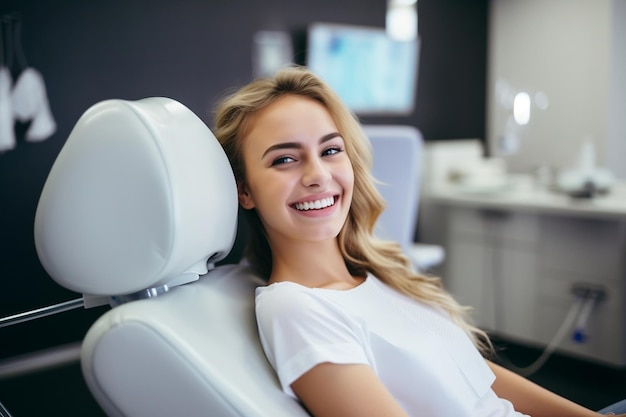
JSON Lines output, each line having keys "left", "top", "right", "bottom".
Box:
{"left": 0, "top": 298, "right": 84, "bottom": 328}
{"left": 0, "top": 342, "right": 81, "bottom": 380}
{"left": 0, "top": 400, "right": 13, "bottom": 417}
{"left": 500, "top": 295, "right": 585, "bottom": 377}
{"left": 572, "top": 293, "right": 596, "bottom": 343}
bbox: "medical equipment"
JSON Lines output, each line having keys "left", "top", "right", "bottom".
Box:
{"left": 2, "top": 103, "right": 451, "bottom": 416}
{"left": 504, "top": 283, "right": 608, "bottom": 377}
{"left": 30, "top": 97, "right": 310, "bottom": 416}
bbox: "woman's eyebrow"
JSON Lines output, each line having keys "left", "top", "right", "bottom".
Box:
{"left": 262, "top": 142, "right": 301, "bottom": 158}
{"left": 262, "top": 132, "right": 341, "bottom": 158}
{"left": 320, "top": 132, "right": 341, "bottom": 143}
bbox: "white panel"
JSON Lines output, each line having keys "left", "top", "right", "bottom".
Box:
{"left": 487, "top": 0, "right": 614, "bottom": 175}
{"left": 605, "top": 0, "right": 626, "bottom": 180}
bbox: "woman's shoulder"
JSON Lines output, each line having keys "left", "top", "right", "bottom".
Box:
{"left": 255, "top": 281, "right": 330, "bottom": 314}
{"left": 255, "top": 278, "right": 372, "bottom": 322}
{"left": 255, "top": 280, "right": 311, "bottom": 301}
{"left": 256, "top": 276, "right": 373, "bottom": 304}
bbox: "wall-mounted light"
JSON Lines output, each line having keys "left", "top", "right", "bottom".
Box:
{"left": 386, "top": 0, "right": 417, "bottom": 41}
{"left": 494, "top": 80, "right": 550, "bottom": 156}
{"left": 513, "top": 92, "right": 530, "bottom": 125}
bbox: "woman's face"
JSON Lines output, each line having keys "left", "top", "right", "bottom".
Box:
{"left": 238, "top": 95, "right": 354, "bottom": 248}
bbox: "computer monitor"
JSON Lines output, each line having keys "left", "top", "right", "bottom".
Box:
{"left": 306, "top": 22, "right": 419, "bottom": 116}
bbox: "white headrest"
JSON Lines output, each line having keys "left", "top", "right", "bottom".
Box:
{"left": 34, "top": 97, "right": 238, "bottom": 296}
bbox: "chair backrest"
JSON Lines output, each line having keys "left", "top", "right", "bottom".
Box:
{"left": 363, "top": 125, "right": 423, "bottom": 254}
{"left": 34, "top": 98, "right": 309, "bottom": 417}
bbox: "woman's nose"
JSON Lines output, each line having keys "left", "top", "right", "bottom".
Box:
{"left": 302, "top": 157, "right": 331, "bottom": 187}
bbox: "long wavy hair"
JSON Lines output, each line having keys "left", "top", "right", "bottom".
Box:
{"left": 214, "top": 66, "right": 492, "bottom": 354}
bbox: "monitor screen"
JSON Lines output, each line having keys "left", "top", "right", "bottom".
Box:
{"left": 306, "top": 22, "right": 419, "bottom": 116}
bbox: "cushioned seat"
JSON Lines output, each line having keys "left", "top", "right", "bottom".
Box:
{"left": 34, "top": 97, "right": 310, "bottom": 417}
{"left": 364, "top": 125, "right": 446, "bottom": 272}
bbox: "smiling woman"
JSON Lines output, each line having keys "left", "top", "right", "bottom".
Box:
{"left": 212, "top": 65, "right": 626, "bottom": 417}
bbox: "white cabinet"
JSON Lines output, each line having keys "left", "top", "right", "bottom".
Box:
{"left": 436, "top": 203, "right": 626, "bottom": 366}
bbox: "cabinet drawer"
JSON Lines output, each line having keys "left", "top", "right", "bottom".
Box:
{"left": 449, "top": 207, "right": 540, "bottom": 245}
{"left": 540, "top": 217, "right": 625, "bottom": 277}
{"left": 538, "top": 268, "right": 622, "bottom": 300}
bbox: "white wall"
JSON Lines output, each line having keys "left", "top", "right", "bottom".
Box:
{"left": 606, "top": 0, "right": 626, "bottom": 179}
{"left": 487, "top": 0, "right": 626, "bottom": 178}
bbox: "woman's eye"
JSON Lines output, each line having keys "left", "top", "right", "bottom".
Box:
{"left": 322, "top": 147, "right": 343, "bottom": 156}
{"left": 271, "top": 156, "right": 295, "bottom": 166}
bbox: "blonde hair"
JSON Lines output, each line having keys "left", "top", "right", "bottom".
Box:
{"left": 214, "top": 66, "right": 492, "bottom": 354}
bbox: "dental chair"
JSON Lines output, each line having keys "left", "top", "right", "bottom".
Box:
{"left": 34, "top": 98, "right": 310, "bottom": 417}
{"left": 363, "top": 125, "right": 445, "bottom": 272}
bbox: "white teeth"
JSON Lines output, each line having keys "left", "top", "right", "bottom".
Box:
{"left": 294, "top": 197, "right": 335, "bottom": 211}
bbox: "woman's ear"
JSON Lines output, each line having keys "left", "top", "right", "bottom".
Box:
{"left": 237, "top": 182, "right": 255, "bottom": 209}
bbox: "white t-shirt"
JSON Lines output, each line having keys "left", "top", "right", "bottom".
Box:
{"left": 255, "top": 275, "right": 528, "bottom": 417}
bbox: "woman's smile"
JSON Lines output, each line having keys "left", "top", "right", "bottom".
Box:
{"left": 292, "top": 195, "right": 337, "bottom": 211}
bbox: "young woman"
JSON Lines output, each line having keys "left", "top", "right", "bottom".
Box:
{"left": 214, "top": 66, "right": 624, "bottom": 417}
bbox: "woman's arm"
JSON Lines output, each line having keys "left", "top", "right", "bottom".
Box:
{"left": 487, "top": 359, "right": 619, "bottom": 417}
{"left": 291, "top": 362, "right": 409, "bottom": 417}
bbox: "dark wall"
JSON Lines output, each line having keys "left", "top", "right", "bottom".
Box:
{"left": 416, "top": 0, "right": 489, "bottom": 140}
{"left": 0, "top": 0, "right": 488, "bottom": 356}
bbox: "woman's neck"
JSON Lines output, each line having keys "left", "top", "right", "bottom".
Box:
{"left": 267, "top": 238, "right": 362, "bottom": 289}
